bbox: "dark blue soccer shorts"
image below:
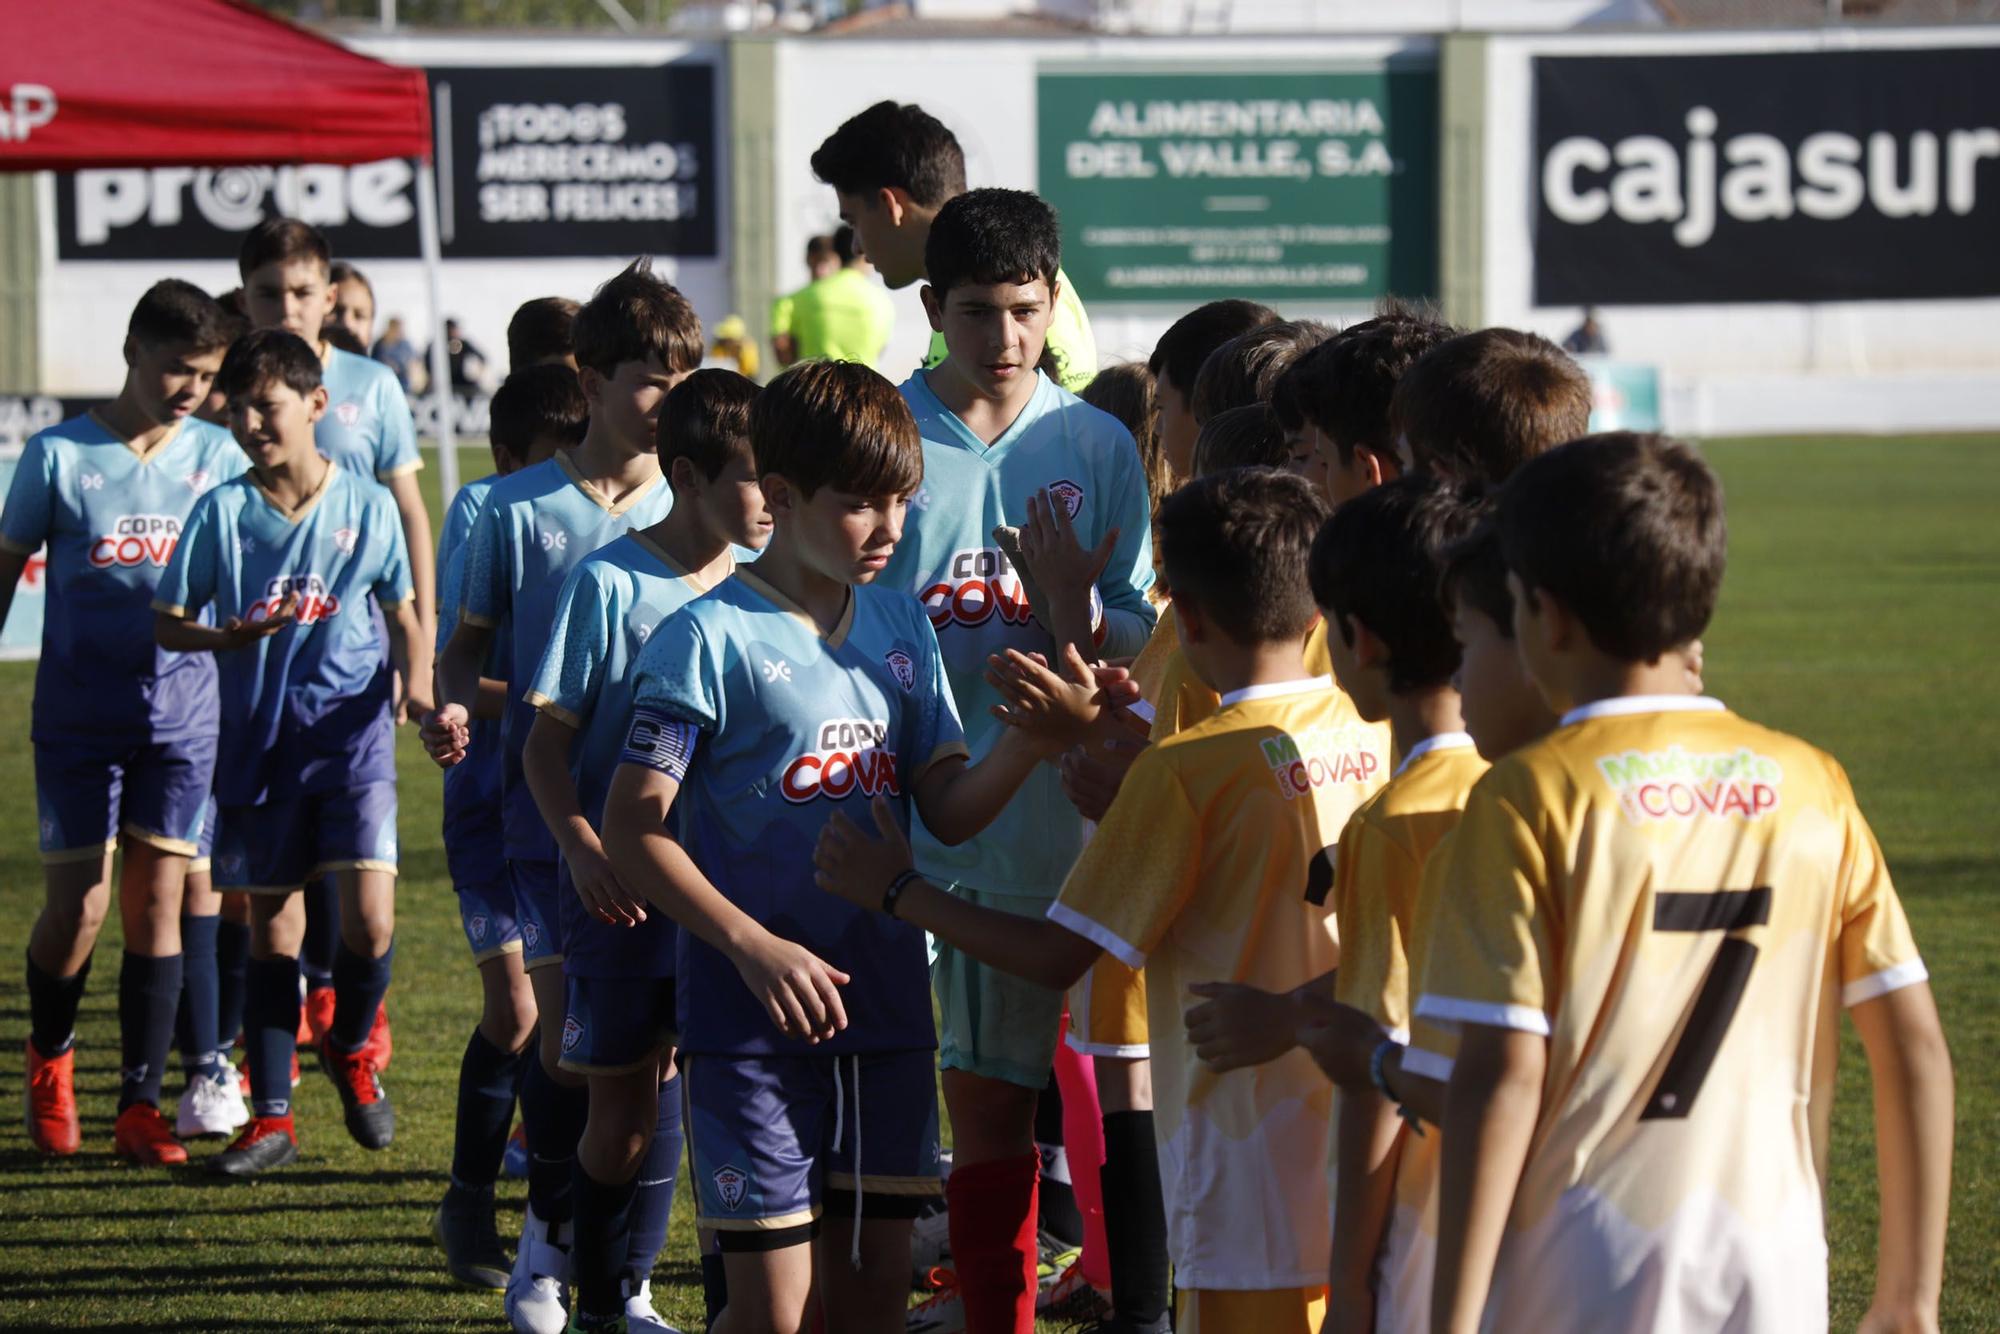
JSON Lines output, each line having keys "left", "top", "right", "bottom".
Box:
{"left": 213, "top": 781, "right": 398, "bottom": 894}
{"left": 33, "top": 731, "right": 216, "bottom": 864}
{"left": 508, "top": 857, "right": 562, "bottom": 972}
{"left": 559, "top": 975, "right": 677, "bottom": 1076}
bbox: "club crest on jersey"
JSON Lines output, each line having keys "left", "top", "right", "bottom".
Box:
{"left": 89, "top": 514, "right": 181, "bottom": 569}
{"left": 921, "top": 546, "right": 1034, "bottom": 632}
{"left": 884, "top": 648, "right": 916, "bottom": 691}
{"left": 183, "top": 469, "right": 212, "bottom": 493}
{"left": 1598, "top": 746, "right": 1783, "bottom": 823}
{"left": 250, "top": 573, "right": 339, "bottom": 623}
{"left": 1261, "top": 725, "right": 1384, "bottom": 800}
{"left": 561, "top": 1016, "right": 583, "bottom": 1053}
{"left": 713, "top": 1164, "right": 750, "bottom": 1211}
{"left": 781, "top": 717, "right": 900, "bottom": 804}
{"left": 1046, "top": 479, "right": 1085, "bottom": 518}
{"left": 334, "top": 401, "right": 362, "bottom": 428}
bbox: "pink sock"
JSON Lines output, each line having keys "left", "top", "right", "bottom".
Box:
{"left": 1054, "top": 1023, "right": 1111, "bottom": 1291}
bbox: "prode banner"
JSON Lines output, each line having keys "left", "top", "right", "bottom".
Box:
{"left": 1533, "top": 46, "right": 2000, "bottom": 306}
{"left": 55, "top": 62, "right": 717, "bottom": 261}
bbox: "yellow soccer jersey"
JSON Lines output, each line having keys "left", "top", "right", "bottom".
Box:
{"left": 1142, "top": 614, "right": 1347, "bottom": 742}
{"left": 1415, "top": 697, "right": 1926, "bottom": 1331}
{"left": 1051, "top": 677, "right": 1390, "bottom": 1290}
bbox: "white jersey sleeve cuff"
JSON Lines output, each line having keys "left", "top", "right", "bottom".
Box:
{"left": 1046, "top": 901, "right": 1147, "bottom": 971}
{"left": 1413, "top": 994, "right": 1552, "bottom": 1037}
{"left": 1401, "top": 1046, "right": 1455, "bottom": 1083}
{"left": 1841, "top": 957, "right": 1929, "bottom": 1008}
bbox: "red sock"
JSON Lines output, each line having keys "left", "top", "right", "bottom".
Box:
{"left": 945, "top": 1151, "right": 1040, "bottom": 1334}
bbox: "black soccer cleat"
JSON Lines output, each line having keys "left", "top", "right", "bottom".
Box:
{"left": 433, "top": 1183, "right": 511, "bottom": 1290}
{"left": 320, "top": 1040, "right": 396, "bottom": 1150}
{"left": 208, "top": 1116, "right": 300, "bottom": 1177}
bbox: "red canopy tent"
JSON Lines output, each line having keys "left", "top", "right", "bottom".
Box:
{"left": 0, "top": 0, "right": 460, "bottom": 493}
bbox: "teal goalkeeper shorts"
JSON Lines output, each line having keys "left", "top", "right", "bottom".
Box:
{"left": 932, "top": 884, "right": 1067, "bottom": 1089}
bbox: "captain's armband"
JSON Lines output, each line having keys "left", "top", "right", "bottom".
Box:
{"left": 620, "top": 707, "right": 699, "bottom": 782}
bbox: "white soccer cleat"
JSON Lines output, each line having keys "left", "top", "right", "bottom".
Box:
{"left": 176, "top": 1069, "right": 249, "bottom": 1138}
{"left": 503, "top": 1205, "right": 570, "bottom": 1334}
{"left": 908, "top": 1201, "right": 952, "bottom": 1285}
{"left": 624, "top": 1279, "right": 683, "bottom": 1334}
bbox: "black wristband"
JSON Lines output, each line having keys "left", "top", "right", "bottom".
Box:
{"left": 882, "top": 868, "right": 922, "bottom": 919}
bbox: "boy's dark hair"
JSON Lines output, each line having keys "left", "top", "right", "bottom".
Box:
{"left": 832, "top": 226, "right": 860, "bottom": 266}
{"left": 508, "top": 297, "right": 581, "bottom": 368}
{"left": 752, "top": 360, "right": 922, "bottom": 500}
{"left": 236, "top": 218, "right": 331, "bottom": 280}
{"left": 328, "top": 261, "right": 373, "bottom": 298}
{"left": 488, "top": 364, "right": 589, "bottom": 463}
{"left": 923, "top": 188, "right": 1061, "bottom": 298}
{"left": 1157, "top": 467, "right": 1326, "bottom": 647}
{"left": 807, "top": 233, "right": 838, "bottom": 267}
{"left": 322, "top": 323, "right": 368, "bottom": 355}
{"left": 810, "top": 100, "right": 966, "bottom": 209}
{"left": 1496, "top": 432, "right": 1726, "bottom": 662}
{"left": 573, "top": 259, "right": 704, "bottom": 379}
{"left": 128, "top": 279, "right": 236, "bottom": 353}
{"left": 1079, "top": 363, "right": 1166, "bottom": 513}
{"left": 1190, "top": 320, "right": 1333, "bottom": 425}
{"left": 1280, "top": 314, "right": 1460, "bottom": 462}
{"left": 1192, "top": 404, "right": 1288, "bottom": 477}
{"left": 215, "top": 329, "right": 322, "bottom": 401}
{"left": 660, "top": 369, "right": 759, "bottom": 483}
{"left": 1440, "top": 515, "right": 1514, "bottom": 639}
{"left": 1392, "top": 328, "right": 1593, "bottom": 487}
{"left": 1148, "top": 299, "right": 1281, "bottom": 396}
{"left": 1310, "top": 475, "right": 1482, "bottom": 693}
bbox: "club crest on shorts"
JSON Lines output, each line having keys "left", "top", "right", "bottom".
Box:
{"left": 469, "top": 914, "right": 489, "bottom": 943}
{"left": 523, "top": 920, "right": 541, "bottom": 951}
{"left": 333, "top": 527, "right": 358, "bottom": 555}
{"left": 1047, "top": 479, "right": 1085, "bottom": 519}
{"left": 884, "top": 648, "right": 916, "bottom": 691}
{"left": 561, "top": 1015, "right": 583, "bottom": 1054}
{"left": 334, "top": 401, "right": 362, "bottom": 428}
{"left": 713, "top": 1163, "right": 750, "bottom": 1211}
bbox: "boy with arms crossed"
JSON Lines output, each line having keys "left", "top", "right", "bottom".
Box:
{"left": 1423, "top": 435, "right": 1952, "bottom": 1333}
{"left": 153, "top": 330, "right": 428, "bottom": 1175}
{"left": 521, "top": 371, "right": 771, "bottom": 1333}
{"left": 819, "top": 468, "right": 1391, "bottom": 1334}
{"left": 5, "top": 280, "right": 248, "bottom": 1162}
{"left": 428, "top": 260, "right": 697, "bottom": 1334}
{"left": 600, "top": 361, "right": 1060, "bottom": 1334}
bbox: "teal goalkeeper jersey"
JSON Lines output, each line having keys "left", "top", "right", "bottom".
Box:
{"left": 883, "top": 368, "right": 1156, "bottom": 899}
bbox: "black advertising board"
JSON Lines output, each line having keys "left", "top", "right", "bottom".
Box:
{"left": 1532, "top": 47, "right": 2000, "bottom": 305}
{"left": 54, "top": 62, "right": 717, "bottom": 261}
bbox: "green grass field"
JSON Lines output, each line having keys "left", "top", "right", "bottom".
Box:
{"left": 0, "top": 436, "right": 1993, "bottom": 1330}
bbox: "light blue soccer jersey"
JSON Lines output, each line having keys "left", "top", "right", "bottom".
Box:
{"left": 527, "top": 532, "right": 729, "bottom": 978}
{"left": 153, "top": 462, "right": 413, "bottom": 806}
{"left": 884, "top": 368, "right": 1156, "bottom": 899}
{"left": 318, "top": 347, "right": 421, "bottom": 482}
{"left": 0, "top": 414, "right": 247, "bottom": 744}
{"left": 458, "top": 452, "right": 672, "bottom": 862}
{"left": 627, "top": 571, "right": 967, "bottom": 1055}
{"left": 437, "top": 475, "right": 504, "bottom": 853}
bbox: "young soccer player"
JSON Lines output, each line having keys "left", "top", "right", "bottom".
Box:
{"left": 326, "top": 261, "right": 376, "bottom": 356}
{"left": 818, "top": 467, "right": 1392, "bottom": 1334}
{"left": 880, "top": 186, "right": 1157, "bottom": 1333}
{"left": 1186, "top": 319, "right": 1331, "bottom": 428}
{"left": 597, "top": 359, "right": 1062, "bottom": 1334}
{"left": 1189, "top": 403, "right": 1289, "bottom": 478}
{"left": 152, "top": 330, "right": 428, "bottom": 1176}
{"left": 1147, "top": 300, "right": 1279, "bottom": 484}
{"left": 2, "top": 280, "right": 247, "bottom": 1163}
{"left": 520, "top": 370, "right": 770, "bottom": 1333}
{"left": 1387, "top": 328, "right": 1591, "bottom": 487}
{"left": 789, "top": 226, "right": 896, "bottom": 369}
{"left": 1421, "top": 434, "right": 1953, "bottom": 1332}
{"left": 509, "top": 297, "right": 583, "bottom": 371}
{"left": 811, "top": 101, "right": 1099, "bottom": 390}
{"left": 427, "top": 258, "right": 698, "bottom": 1334}
{"left": 431, "top": 364, "right": 586, "bottom": 1291}
{"left": 1276, "top": 312, "right": 1458, "bottom": 506}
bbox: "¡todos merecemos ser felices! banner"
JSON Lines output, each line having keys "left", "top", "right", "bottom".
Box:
{"left": 1037, "top": 64, "right": 1437, "bottom": 307}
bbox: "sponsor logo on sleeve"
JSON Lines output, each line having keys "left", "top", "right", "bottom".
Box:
{"left": 1597, "top": 746, "right": 1782, "bottom": 822}
{"left": 1260, "top": 726, "right": 1384, "bottom": 799}
{"left": 781, "top": 717, "right": 900, "bottom": 804}
{"left": 89, "top": 514, "right": 182, "bottom": 568}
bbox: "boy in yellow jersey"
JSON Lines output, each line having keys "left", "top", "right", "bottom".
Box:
{"left": 1422, "top": 434, "right": 1953, "bottom": 1334}
{"left": 814, "top": 468, "right": 1391, "bottom": 1334}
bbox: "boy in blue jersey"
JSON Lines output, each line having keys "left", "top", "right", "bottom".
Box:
{"left": 427, "top": 258, "right": 700, "bottom": 1334}
{"left": 153, "top": 330, "right": 429, "bottom": 1177}
{"left": 1, "top": 280, "right": 247, "bottom": 1165}
{"left": 881, "top": 187, "right": 1156, "bottom": 1329}
{"left": 240, "top": 218, "right": 429, "bottom": 1063}
{"left": 520, "top": 370, "right": 770, "bottom": 1332}
{"left": 599, "top": 360, "right": 1063, "bottom": 1334}
{"left": 432, "top": 364, "right": 586, "bottom": 1291}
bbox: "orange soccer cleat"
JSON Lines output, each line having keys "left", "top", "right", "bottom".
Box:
{"left": 25, "top": 1041, "right": 81, "bottom": 1157}
{"left": 113, "top": 1103, "right": 189, "bottom": 1166}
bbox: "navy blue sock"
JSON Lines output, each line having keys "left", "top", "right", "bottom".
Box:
{"left": 301, "top": 877, "right": 339, "bottom": 990}
{"left": 452, "top": 1026, "right": 527, "bottom": 1189}
{"left": 521, "top": 1054, "right": 587, "bottom": 1225}
{"left": 572, "top": 1164, "right": 640, "bottom": 1319}
{"left": 117, "top": 951, "right": 183, "bottom": 1111}
{"left": 245, "top": 955, "right": 301, "bottom": 1119}
{"left": 625, "top": 1072, "right": 684, "bottom": 1284}
{"left": 330, "top": 940, "right": 393, "bottom": 1055}
{"left": 176, "top": 914, "right": 223, "bottom": 1081}
{"left": 701, "top": 1251, "right": 728, "bottom": 1327}
{"left": 26, "top": 949, "right": 90, "bottom": 1058}
{"left": 215, "top": 920, "right": 249, "bottom": 1053}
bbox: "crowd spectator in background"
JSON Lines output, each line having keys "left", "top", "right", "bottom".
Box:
{"left": 371, "top": 316, "right": 423, "bottom": 395}
{"left": 437, "top": 319, "right": 488, "bottom": 394}
{"left": 1563, "top": 306, "right": 1608, "bottom": 354}
{"left": 326, "top": 262, "right": 376, "bottom": 355}
{"left": 770, "top": 233, "right": 838, "bottom": 367}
